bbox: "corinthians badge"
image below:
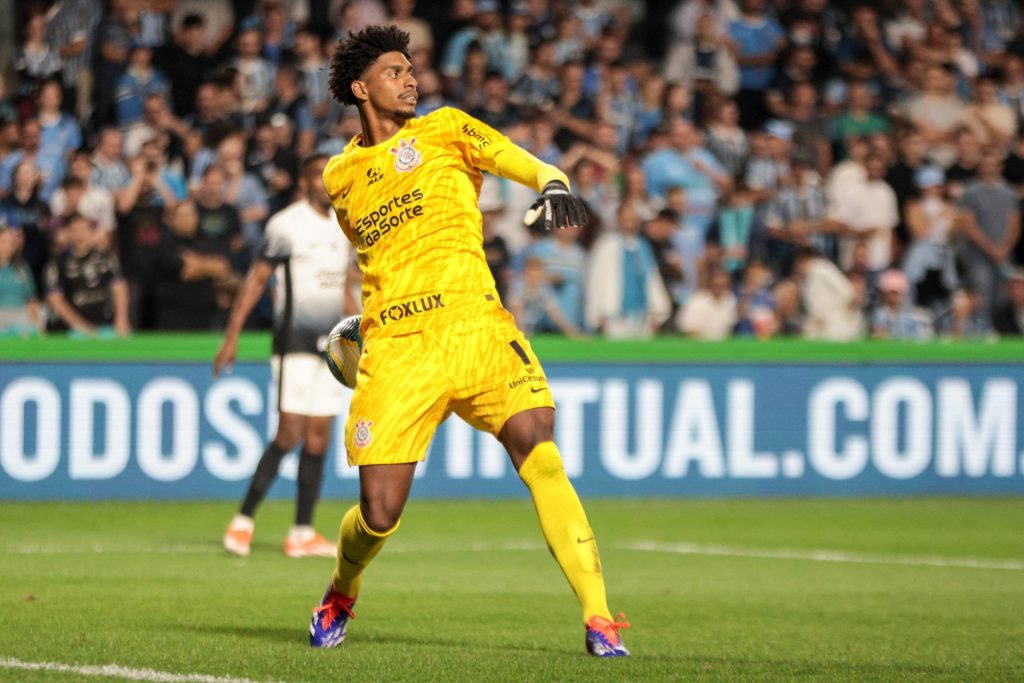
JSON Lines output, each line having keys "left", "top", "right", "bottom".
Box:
{"left": 390, "top": 137, "right": 422, "bottom": 173}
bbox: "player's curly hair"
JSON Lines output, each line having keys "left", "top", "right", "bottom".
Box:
{"left": 329, "top": 25, "right": 411, "bottom": 106}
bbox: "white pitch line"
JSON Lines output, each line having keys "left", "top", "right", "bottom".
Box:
{"left": 625, "top": 541, "right": 1024, "bottom": 571}
{"left": 4, "top": 544, "right": 222, "bottom": 555}
{"left": 0, "top": 657, "right": 283, "bottom": 683}
{"left": 2, "top": 541, "right": 545, "bottom": 556}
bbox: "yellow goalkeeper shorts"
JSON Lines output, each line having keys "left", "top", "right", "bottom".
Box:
{"left": 344, "top": 305, "right": 554, "bottom": 465}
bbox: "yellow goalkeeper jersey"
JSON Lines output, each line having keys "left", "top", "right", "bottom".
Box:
{"left": 323, "top": 106, "right": 568, "bottom": 340}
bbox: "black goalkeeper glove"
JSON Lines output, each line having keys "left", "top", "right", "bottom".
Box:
{"left": 523, "top": 180, "right": 588, "bottom": 230}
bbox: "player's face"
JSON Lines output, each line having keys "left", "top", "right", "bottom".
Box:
{"left": 361, "top": 52, "right": 417, "bottom": 120}
{"left": 304, "top": 157, "right": 330, "bottom": 209}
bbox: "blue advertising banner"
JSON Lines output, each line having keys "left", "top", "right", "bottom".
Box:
{"left": 1, "top": 362, "right": 1022, "bottom": 499}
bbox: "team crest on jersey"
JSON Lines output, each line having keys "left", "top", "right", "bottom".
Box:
{"left": 390, "top": 138, "right": 422, "bottom": 173}
{"left": 353, "top": 418, "right": 374, "bottom": 448}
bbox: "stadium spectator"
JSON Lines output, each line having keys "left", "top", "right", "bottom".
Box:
{"left": 508, "top": 255, "right": 584, "bottom": 337}
{"left": 643, "top": 119, "right": 730, "bottom": 221}
{"left": 50, "top": 150, "right": 113, "bottom": 236}
{"left": 772, "top": 277, "right": 803, "bottom": 336}
{"left": 727, "top": 0, "right": 786, "bottom": 130}
{"left": 677, "top": 265, "right": 738, "bottom": 339}
{"left": 193, "top": 164, "right": 245, "bottom": 269}
{"left": 830, "top": 152, "right": 899, "bottom": 273}
{"left": 123, "top": 95, "right": 189, "bottom": 162}
{"left": 886, "top": 128, "right": 928, "bottom": 251}
{"left": 745, "top": 120, "right": 791, "bottom": 202}
{"left": 265, "top": 62, "right": 316, "bottom": 157}
{"left": 783, "top": 80, "right": 831, "bottom": 174}
{"left": 832, "top": 81, "right": 889, "bottom": 156}
{"left": 992, "top": 268, "right": 1024, "bottom": 335}
{"left": 468, "top": 71, "right": 521, "bottom": 129}
{"left": 503, "top": 2, "right": 532, "bottom": 82}
{"left": 762, "top": 151, "right": 831, "bottom": 272}
{"left": 704, "top": 98, "right": 749, "bottom": 179}
{"left": 154, "top": 13, "right": 214, "bottom": 119}
{"left": 0, "top": 227, "right": 42, "bottom": 336}
{"left": 668, "top": 0, "right": 739, "bottom": 46}
{"left": 586, "top": 201, "right": 672, "bottom": 338}
{"left": 114, "top": 45, "right": 171, "bottom": 133}
{"left": 906, "top": 64, "right": 964, "bottom": 168}
{"left": 934, "top": 287, "right": 994, "bottom": 340}
{"left": 44, "top": 212, "right": 129, "bottom": 337}
{"left": 959, "top": 150, "right": 1020, "bottom": 316}
{"left": 884, "top": 0, "right": 927, "bottom": 56}
{"left": 215, "top": 133, "right": 269, "bottom": 256}
{"left": 170, "top": 0, "right": 235, "bottom": 57}
{"left": 0, "top": 160, "right": 50, "bottom": 292}
{"left": 233, "top": 27, "right": 275, "bottom": 115}
{"left": 641, "top": 208, "right": 685, "bottom": 322}
{"left": 151, "top": 199, "right": 231, "bottom": 330}
{"left": 945, "top": 129, "right": 983, "bottom": 201}
{"left": 870, "top": 268, "right": 932, "bottom": 340}
{"left": 90, "top": 127, "right": 131, "bottom": 197}
{"left": 388, "top": 0, "right": 434, "bottom": 55}
{"left": 292, "top": 25, "right": 330, "bottom": 126}
{"left": 43, "top": 0, "right": 101, "bottom": 120}
{"left": 36, "top": 80, "right": 80, "bottom": 163}
{"left": 0, "top": 118, "right": 64, "bottom": 202}
{"left": 441, "top": 0, "right": 507, "bottom": 90}
{"left": 664, "top": 13, "right": 739, "bottom": 107}
{"left": 479, "top": 188, "right": 511, "bottom": 302}
{"left": 524, "top": 220, "right": 587, "bottom": 332}
{"left": 117, "top": 139, "right": 182, "bottom": 216}
{"left": 716, "top": 181, "right": 756, "bottom": 276}
{"left": 246, "top": 118, "right": 299, "bottom": 215}
{"left": 732, "top": 260, "right": 775, "bottom": 337}
{"left": 764, "top": 44, "right": 817, "bottom": 118}
{"left": 793, "top": 247, "right": 864, "bottom": 341}
{"left": 15, "top": 8, "right": 62, "bottom": 102}
{"left": 960, "top": 74, "right": 1015, "bottom": 149}
{"left": 902, "top": 165, "right": 960, "bottom": 312}
{"left": 509, "top": 38, "right": 560, "bottom": 110}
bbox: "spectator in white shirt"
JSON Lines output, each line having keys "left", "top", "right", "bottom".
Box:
{"left": 829, "top": 153, "right": 899, "bottom": 272}
{"left": 677, "top": 267, "right": 738, "bottom": 340}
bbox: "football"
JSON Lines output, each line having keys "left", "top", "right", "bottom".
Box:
{"left": 325, "top": 314, "right": 362, "bottom": 388}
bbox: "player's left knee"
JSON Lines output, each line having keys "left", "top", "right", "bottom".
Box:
{"left": 500, "top": 408, "right": 555, "bottom": 462}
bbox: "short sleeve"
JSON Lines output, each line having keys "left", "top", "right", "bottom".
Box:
{"left": 44, "top": 259, "right": 62, "bottom": 295}
{"left": 259, "top": 215, "right": 290, "bottom": 264}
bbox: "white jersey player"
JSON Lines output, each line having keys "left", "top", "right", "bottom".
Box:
{"left": 214, "top": 154, "right": 360, "bottom": 558}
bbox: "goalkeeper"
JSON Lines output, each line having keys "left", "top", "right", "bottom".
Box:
{"left": 310, "top": 25, "right": 629, "bottom": 657}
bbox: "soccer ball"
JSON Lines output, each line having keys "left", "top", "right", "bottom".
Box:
{"left": 325, "top": 315, "right": 362, "bottom": 388}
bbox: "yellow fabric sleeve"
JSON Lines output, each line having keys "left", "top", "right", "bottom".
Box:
{"left": 444, "top": 107, "right": 570, "bottom": 193}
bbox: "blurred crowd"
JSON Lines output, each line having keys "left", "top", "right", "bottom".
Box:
{"left": 2, "top": 0, "right": 1024, "bottom": 342}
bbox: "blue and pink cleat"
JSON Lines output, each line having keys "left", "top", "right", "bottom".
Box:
{"left": 585, "top": 613, "right": 631, "bottom": 657}
{"left": 309, "top": 586, "right": 357, "bottom": 648}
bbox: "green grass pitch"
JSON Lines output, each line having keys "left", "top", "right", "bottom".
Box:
{"left": 2, "top": 498, "right": 1023, "bottom": 682}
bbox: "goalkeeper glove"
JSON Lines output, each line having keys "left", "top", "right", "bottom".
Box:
{"left": 523, "top": 180, "right": 588, "bottom": 230}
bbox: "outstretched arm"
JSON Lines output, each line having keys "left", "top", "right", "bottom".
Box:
{"left": 213, "top": 259, "right": 274, "bottom": 377}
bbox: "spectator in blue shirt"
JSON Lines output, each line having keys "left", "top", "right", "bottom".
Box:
{"left": 871, "top": 268, "right": 933, "bottom": 340}
{"left": 641, "top": 119, "right": 731, "bottom": 233}
{"left": 0, "top": 227, "right": 42, "bottom": 336}
{"left": 0, "top": 119, "right": 66, "bottom": 203}
{"left": 36, "top": 80, "right": 81, "bottom": 164}
{"left": 524, "top": 224, "right": 588, "bottom": 331}
{"left": 115, "top": 45, "right": 171, "bottom": 131}
{"left": 728, "top": 0, "right": 785, "bottom": 129}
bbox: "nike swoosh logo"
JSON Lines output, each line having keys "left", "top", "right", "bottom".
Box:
{"left": 341, "top": 185, "right": 352, "bottom": 199}
{"left": 530, "top": 386, "right": 547, "bottom": 393}
{"left": 577, "top": 536, "right": 594, "bottom": 544}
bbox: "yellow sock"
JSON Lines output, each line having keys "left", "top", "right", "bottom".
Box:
{"left": 519, "top": 441, "right": 612, "bottom": 623}
{"left": 331, "top": 505, "right": 399, "bottom": 597}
